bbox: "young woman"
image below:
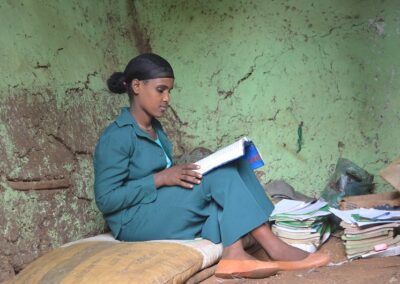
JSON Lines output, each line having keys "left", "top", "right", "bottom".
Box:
{"left": 94, "top": 53, "right": 330, "bottom": 278}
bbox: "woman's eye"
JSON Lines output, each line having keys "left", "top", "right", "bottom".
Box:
{"left": 157, "top": 88, "right": 164, "bottom": 93}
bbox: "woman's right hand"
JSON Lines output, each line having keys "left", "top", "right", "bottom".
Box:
{"left": 154, "top": 164, "right": 203, "bottom": 189}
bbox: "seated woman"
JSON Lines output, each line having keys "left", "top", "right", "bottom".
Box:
{"left": 94, "top": 53, "right": 330, "bottom": 278}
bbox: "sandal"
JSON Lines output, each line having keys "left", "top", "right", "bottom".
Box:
{"left": 275, "top": 251, "right": 331, "bottom": 271}
{"left": 215, "top": 259, "right": 280, "bottom": 279}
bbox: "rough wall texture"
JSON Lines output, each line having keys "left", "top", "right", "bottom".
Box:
{"left": 1, "top": 0, "right": 400, "bottom": 282}
{"left": 0, "top": 0, "right": 139, "bottom": 280}
{"left": 135, "top": 0, "right": 400, "bottom": 194}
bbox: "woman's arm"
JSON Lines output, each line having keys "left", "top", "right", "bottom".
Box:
{"left": 94, "top": 127, "right": 157, "bottom": 215}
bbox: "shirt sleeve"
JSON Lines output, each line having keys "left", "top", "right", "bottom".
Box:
{"left": 94, "top": 126, "right": 157, "bottom": 215}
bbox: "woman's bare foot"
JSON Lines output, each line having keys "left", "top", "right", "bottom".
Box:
{"left": 264, "top": 237, "right": 309, "bottom": 261}
{"left": 251, "top": 224, "right": 309, "bottom": 261}
{"left": 221, "top": 239, "right": 257, "bottom": 260}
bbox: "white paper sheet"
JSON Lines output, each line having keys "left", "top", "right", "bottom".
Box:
{"left": 329, "top": 208, "right": 358, "bottom": 224}
{"left": 286, "top": 200, "right": 328, "bottom": 215}
{"left": 358, "top": 208, "right": 400, "bottom": 220}
{"left": 271, "top": 199, "right": 308, "bottom": 216}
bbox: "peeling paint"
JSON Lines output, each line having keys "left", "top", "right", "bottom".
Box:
{"left": 368, "top": 17, "right": 385, "bottom": 36}
{"left": 1, "top": 0, "right": 400, "bottom": 282}
{"left": 0, "top": 0, "right": 137, "bottom": 280}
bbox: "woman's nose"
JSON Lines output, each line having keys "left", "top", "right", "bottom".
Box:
{"left": 163, "top": 91, "right": 170, "bottom": 102}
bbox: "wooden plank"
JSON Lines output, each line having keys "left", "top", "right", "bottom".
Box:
{"left": 8, "top": 179, "right": 70, "bottom": 190}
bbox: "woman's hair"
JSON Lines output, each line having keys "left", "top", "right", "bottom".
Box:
{"left": 107, "top": 53, "right": 174, "bottom": 95}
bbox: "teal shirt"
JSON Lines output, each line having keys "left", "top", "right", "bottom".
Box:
{"left": 155, "top": 138, "right": 172, "bottom": 168}
{"left": 94, "top": 107, "right": 173, "bottom": 238}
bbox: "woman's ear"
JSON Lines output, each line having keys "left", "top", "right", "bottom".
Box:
{"left": 131, "top": 79, "right": 140, "bottom": 95}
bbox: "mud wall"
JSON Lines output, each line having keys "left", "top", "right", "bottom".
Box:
{"left": 1, "top": 0, "right": 400, "bottom": 282}
{"left": 135, "top": 0, "right": 400, "bottom": 194}
{"left": 0, "top": 0, "right": 141, "bottom": 280}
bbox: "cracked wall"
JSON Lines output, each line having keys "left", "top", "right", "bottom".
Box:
{"left": 135, "top": 0, "right": 400, "bottom": 195}
{"left": 0, "top": 0, "right": 139, "bottom": 281}
{"left": 1, "top": 0, "right": 400, "bottom": 281}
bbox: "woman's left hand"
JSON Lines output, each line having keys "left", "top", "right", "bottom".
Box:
{"left": 154, "top": 164, "right": 203, "bottom": 189}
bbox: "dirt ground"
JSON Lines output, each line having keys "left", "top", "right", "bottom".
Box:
{"left": 201, "top": 236, "right": 400, "bottom": 284}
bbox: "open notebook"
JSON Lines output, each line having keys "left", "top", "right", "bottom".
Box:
{"left": 194, "top": 137, "right": 264, "bottom": 175}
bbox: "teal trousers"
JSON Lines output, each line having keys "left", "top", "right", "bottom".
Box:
{"left": 118, "top": 158, "right": 274, "bottom": 246}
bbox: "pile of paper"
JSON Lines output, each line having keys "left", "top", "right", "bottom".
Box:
{"left": 270, "top": 199, "right": 332, "bottom": 253}
{"left": 330, "top": 208, "right": 400, "bottom": 259}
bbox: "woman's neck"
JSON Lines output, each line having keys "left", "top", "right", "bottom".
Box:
{"left": 130, "top": 106, "right": 153, "bottom": 130}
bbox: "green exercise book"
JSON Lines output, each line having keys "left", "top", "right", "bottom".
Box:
{"left": 278, "top": 224, "right": 331, "bottom": 247}
{"left": 272, "top": 223, "right": 330, "bottom": 242}
{"left": 271, "top": 199, "right": 332, "bottom": 252}
{"left": 344, "top": 234, "right": 394, "bottom": 247}
{"left": 351, "top": 214, "right": 400, "bottom": 227}
{"left": 273, "top": 222, "right": 318, "bottom": 232}
{"left": 279, "top": 236, "right": 321, "bottom": 245}
{"left": 272, "top": 225, "right": 321, "bottom": 240}
{"left": 345, "top": 235, "right": 400, "bottom": 257}
{"left": 341, "top": 229, "right": 394, "bottom": 241}
{"left": 340, "top": 221, "right": 400, "bottom": 235}
{"left": 275, "top": 220, "right": 320, "bottom": 228}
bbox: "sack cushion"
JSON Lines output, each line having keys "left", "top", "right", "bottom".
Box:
{"left": 12, "top": 241, "right": 203, "bottom": 284}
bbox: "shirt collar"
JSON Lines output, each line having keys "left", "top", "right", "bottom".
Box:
{"left": 115, "top": 107, "right": 136, "bottom": 127}
{"left": 115, "top": 107, "right": 162, "bottom": 138}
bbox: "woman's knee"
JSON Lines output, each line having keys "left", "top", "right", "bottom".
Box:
{"left": 206, "top": 163, "right": 239, "bottom": 178}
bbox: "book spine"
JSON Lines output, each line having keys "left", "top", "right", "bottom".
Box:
{"left": 244, "top": 142, "right": 264, "bottom": 170}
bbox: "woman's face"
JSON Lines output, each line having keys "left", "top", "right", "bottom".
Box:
{"left": 132, "top": 77, "right": 174, "bottom": 118}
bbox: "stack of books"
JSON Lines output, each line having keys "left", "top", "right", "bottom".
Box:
{"left": 270, "top": 199, "right": 332, "bottom": 253}
{"left": 330, "top": 208, "right": 400, "bottom": 259}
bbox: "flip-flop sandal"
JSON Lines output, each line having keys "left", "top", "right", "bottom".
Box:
{"left": 275, "top": 251, "right": 331, "bottom": 271}
{"left": 215, "top": 259, "right": 280, "bottom": 279}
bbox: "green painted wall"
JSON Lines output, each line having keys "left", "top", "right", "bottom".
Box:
{"left": 1, "top": 0, "right": 399, "bottom": 281}
{"left": 136, "top": 0, "right": 400, "bottom": 195}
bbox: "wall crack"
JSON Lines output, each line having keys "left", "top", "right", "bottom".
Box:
{"left": 218, "top": 53, "right": 263, "bottom": 99}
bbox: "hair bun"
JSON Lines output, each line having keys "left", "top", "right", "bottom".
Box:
{"left": 107, "top": 72, "right": 127, "bottom": 94}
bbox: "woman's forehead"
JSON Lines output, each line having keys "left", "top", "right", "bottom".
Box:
{"left": 146, "top": 77, "right": 174, "bottom": 87}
